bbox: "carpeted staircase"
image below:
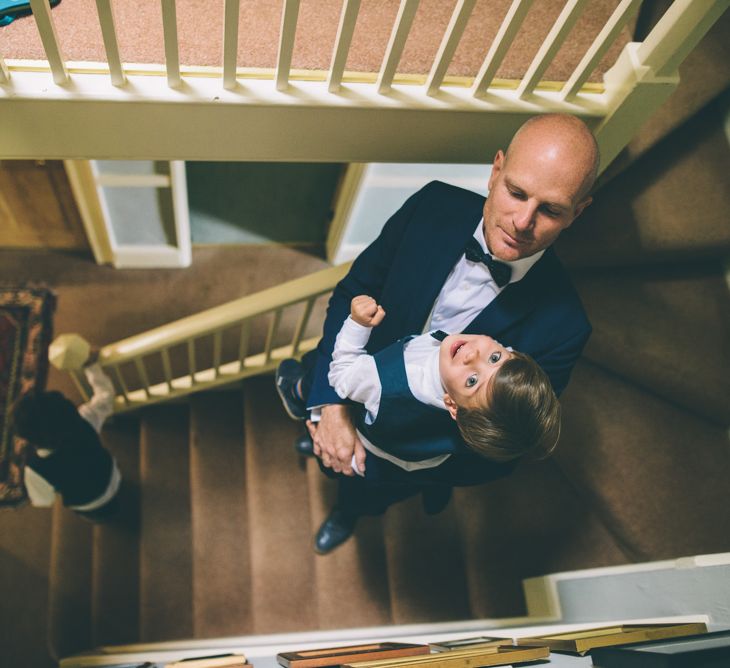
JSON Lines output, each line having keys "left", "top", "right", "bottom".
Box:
{"left": 46, "top": 377, "right": 633, "bottom": 660}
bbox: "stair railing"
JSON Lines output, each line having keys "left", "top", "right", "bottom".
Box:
{"left": 48, "top": 262, "right": 351, "bottom": 414}
{"left": 1, "top": 1, "right": 727, "bottom": 164}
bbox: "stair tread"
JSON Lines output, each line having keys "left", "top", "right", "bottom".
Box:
{"left": 190, "top": 391, "right": 253, "bottom": 638}
{"left": 576, "top": 269, "right": 730, "bottom": 425}
{"left": 92, "top": 418, "right": 142, "bottom": 647}
{"left": 454, "top": 458, "right": 630, "bottom": 619}
{"left": 139, "top": 404, "right": 194, "bottom": 642}
{"left": 306, "top": 458, "right": 392, "bottom": 629}
{"left": 243, "top": 377, "right": 318, "bottom": 634}
{"left": 48, "top": 500, "right": 94, "bottom": 659}
{"left": 557, "top": 360, "right": 730, "bottom": 561}
{"left": 384, "top": 495, "right": 471, "bottom": 624}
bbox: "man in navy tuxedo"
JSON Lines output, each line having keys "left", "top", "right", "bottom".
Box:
{"left": 279, "top": 114, "right": 599, "bottom": 554}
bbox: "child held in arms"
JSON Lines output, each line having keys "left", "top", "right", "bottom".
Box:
{"left": 12, "top": 352, "right": 121, "bottom": 521}
{"left": 326, "top": 295, "right": 561, "bottom": 475}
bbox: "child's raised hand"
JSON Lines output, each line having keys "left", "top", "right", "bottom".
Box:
{"left": 351, "top": 295, "right": 386, "bottom": 327}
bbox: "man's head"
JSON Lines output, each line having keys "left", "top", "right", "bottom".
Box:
{"left": 441, "top": 342, "right": 561, "bottom": 462}
{"left": 483, "top": 114, "right": 599, "bottom": 261}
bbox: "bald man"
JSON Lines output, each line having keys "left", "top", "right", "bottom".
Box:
{"left": 278, "top": 114, "right": 599, "bottom": 553}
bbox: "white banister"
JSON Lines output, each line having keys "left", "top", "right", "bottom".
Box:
{"left": 238, "top": 320, "right": 251, "bottom": 370}
{"left": 276, "top": 0, "right": 301, "bottom": 91}
{"left": 112, "top": 364, "right": 131, "bottom": 405}
{"left": 28, "top": 0, "right": 68, "bottom": 84}
{"left": 161, "top": 348, "right": 174, "bottom": 391}
{"left": 470, "top": 0, "right": 534, "bottom": 97}
{"left": 425, "top": 0, "right": 476, "bottom": 96}
{"left": 0, "top": 54, "right": 9, "bottom": 83}
{"left": 637, "top": 0, "right": 730, "bottom": 77}
{"left": 161, "top": 0, "right": 181, "bottom": 88}
{"left": 101, "top": 263, "right": 350, "bottom": 364}
{"left": 516, "top": 0, "right": 589, "bottom": 99}
{"left": 376, "top": 0, "right": 420, "bottom": 94}
{"left": 264, "top": 308, "right": 283, "bottom": 363}
{"left": 327, "top": 0, "right": 362, "bottom": 93}
{"left": 94, "top": 0, "right": 125, "bottom": 86}
{"left": 561, "top": 0, "right": 641, "bottom": 101}
{"left": 222, "top": 0, "right": 241, "bottom": 90}
{"left": 70, "top": 369, "right": 90, "bottom": 403}
{"left": 213, "top": 330, "right": 223, "bottom": 377}
{"left": 291, "top": 297, "right": 315, "bottom": 356}
{"left": 49, "top": 263, "right": 351, "bottom": 412}
{"left": 188, "top": 339, "right": 198, "bottom": 383}
{"left": 134, "top": 358, "right": 152, "bottom": 399}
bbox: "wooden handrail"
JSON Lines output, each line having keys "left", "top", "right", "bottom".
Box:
{"left": 98, "top": 262, "right": 351, "bottom": 366}
{"left": 50, "top": 262, "right": 352, "bottom": 413}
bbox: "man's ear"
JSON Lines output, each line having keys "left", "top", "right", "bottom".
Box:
{"left": 443, "top": 394, "right": 459, "bottom": 420}
{"left": 573, "top": 195, "right": 592, "bottom": 221}
{"left": 488, "top": 150, "right": 505, "bottom": 192}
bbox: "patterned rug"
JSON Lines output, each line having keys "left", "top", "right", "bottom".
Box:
{"left": 0, "top": 285, "right": 56, "bottom": 505}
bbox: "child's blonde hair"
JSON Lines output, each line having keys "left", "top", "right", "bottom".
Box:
{"left": 455, "top": 351, "right": 561, "bottom": 462}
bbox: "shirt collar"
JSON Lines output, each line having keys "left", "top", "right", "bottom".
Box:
{"left": 425, "top": 339, "right": 447, "bottom": 407}
{"left": 474, "top": 219, "right": 544, "bottom": 285}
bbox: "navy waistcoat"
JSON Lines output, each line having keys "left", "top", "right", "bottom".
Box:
{"left": 354, "top": 338, "right": 469, "bottom": 462}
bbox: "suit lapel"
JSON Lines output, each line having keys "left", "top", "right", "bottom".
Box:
{"left": 372, "top": 190, "right": 484, "bottom": 348}
{"left": 465, "top": 248, "right": 559, "bottom": 337}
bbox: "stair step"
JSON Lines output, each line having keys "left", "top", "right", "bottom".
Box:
{"left": 189, "top": 391, "right": 253, "bottom": 638}
{"left": 243, "top": 377, "right": 318, "bottom": 634}
{"left": 306, "top": 458, "right": 392, "bottom": 629}
{"left": 575, "top": 267, "right": 729, "bottom": 425}
{"left": 557, "top": 360, "right": 730, "bottom": 561}
{"left": 557, "top": 93, "right": 730, "bottom": 270}
{"left": 48, "top": 501, "right": 94, "bottom": 659}
{"left": 454, "top": 459, "right": 630, "bottom": 619}
{"left": 139, "top": 404, "right": 194, "bottom": 642}
{"left": 384, "top": 495, "right": 471, "bottom": 624}
{"left": 92, "top": 418, "right": 142, "bottom": 646}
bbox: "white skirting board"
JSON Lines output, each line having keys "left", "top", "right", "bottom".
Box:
{"left": 523, "top": 552, "right": 730, "bottom": 627}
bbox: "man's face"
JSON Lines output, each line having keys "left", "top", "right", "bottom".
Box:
{"left": 483, "top": 144, "right": 592, "bottom": 261}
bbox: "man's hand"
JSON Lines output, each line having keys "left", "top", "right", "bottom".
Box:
{"left": 306, "top": 404, "right": 366, "bottom": 476}
{"left": 351, "top": 295, "right": 386, "bottom": 328}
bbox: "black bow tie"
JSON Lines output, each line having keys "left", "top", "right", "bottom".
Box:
{"left": 430, "top": 330, "right": 449, "bottom": 342}
{"left": 464, "top": 237, "right": 512, "bottom": 287}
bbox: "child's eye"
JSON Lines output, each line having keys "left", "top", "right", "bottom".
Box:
{"left": 489, "top": 352, "right": 502, "bottom": 364}
{"left": 465, "top": 374, "right": 478, "bottom": 388}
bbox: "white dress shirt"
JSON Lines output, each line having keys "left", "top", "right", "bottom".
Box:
{"left": 329, "top": 317, "right": 449, "bottom": 475}
{"left": 427, "top": 219, "right": 543, "bottom": 334}
{"left": 24, "top": 364, "right": 120, "bottom": 509}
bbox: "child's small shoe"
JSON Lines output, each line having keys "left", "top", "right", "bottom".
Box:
{"left": 275, "top": 358, "right": 308, "bottom": 420}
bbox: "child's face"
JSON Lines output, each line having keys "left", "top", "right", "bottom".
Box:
{"left": 439, "top": 334, "right": 512, "bottom": 416}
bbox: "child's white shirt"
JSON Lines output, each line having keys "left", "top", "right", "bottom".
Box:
{"left": 328, "top": 317, "right": 450, "bottom": 475}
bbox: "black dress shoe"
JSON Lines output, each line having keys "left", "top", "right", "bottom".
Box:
{"left": 294, "top": 431, "right": 314, "bottom": 457}
{"left": 275, "top": 358, "right": 308, "bottom": 420}
{"left": 422, "top": 485, "right": 452, "bottom": 515}
{"left": 314, "top": 508, "right": 357, "bottom": 555}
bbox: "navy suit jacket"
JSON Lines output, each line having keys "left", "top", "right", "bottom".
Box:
{"left": 309, "top": 181, "right": 591, "bottom": 486}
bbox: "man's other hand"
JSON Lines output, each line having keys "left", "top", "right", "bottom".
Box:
{"left": 306, "top": 404, "right": 365, "bottom": 476}
{"left": 351, "top": 295, "right": 386, "bottom": 328}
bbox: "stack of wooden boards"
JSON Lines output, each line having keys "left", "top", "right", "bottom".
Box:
{"left": 159, "top": 623, "right": 721, "bottom": 668}
{"left": 165, "top": 654, "right": 251, "bottom": 668}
